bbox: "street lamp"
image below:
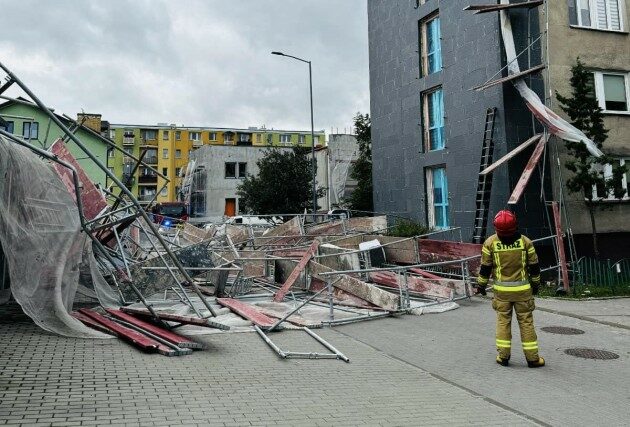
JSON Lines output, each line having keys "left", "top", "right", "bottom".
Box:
{"left": 271, "top": 51, "right": 317, "bottom": 217}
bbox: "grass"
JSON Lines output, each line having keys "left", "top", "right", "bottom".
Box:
{"left": 538, "top": 282, "right": 630, "bottom": 299}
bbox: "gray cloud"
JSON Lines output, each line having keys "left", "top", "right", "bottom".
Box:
{"left": 0, "top": 0, "right": 368, "bottom": 132}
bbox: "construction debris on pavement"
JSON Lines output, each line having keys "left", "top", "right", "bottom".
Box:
{"left": 0, "top": 60, "right": 565, "bottom": 362}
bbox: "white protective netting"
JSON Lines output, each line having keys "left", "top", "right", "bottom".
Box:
{"left": 0, "top": 136, "right": 110, "bottom": 338}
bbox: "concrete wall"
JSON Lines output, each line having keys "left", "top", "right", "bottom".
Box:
{"left": 187, "top": 145, "right": 329, "bottom": 221}
{"left": 368, "top": 0, "right": 549, "bottom": 240}
{"left": 545, "top": 0, "right": 630, "bottom": 236}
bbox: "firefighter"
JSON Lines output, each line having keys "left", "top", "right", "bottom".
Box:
{"left": 476, "top": 210, "right": 545, "bottom": 368}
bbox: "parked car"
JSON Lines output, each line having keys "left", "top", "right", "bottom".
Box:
{"left": 151, "top": 202, "right": 188, "bottom": 226}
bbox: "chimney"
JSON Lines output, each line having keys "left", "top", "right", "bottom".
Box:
{"left": 77, "top": 113, "right": 102, "bottom": 132}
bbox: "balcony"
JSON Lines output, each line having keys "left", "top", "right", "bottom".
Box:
{"left": 123, "top": 157, "right": 136, "bottom": 165}
{"left": 139, "top": 138, "right": 158, "bottom": 147}
{"left": 138, "top": 173, "right": 158, "bottom": 184}
{"left": 192, "top": 140, "right": 203, "bottom": 147}
{"left": 143, "top": 156, "right": 158, "bottom": 165}
{"left": 123, "top": 137, "right": 135, "bottom": 146}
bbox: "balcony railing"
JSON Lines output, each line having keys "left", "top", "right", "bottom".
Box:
{"left": 192, "top": 140, "right": 203, "bottom": 147}
{"left": 123, "top": 137, "right": 135, "bottom": 146}
{"left": 143, "top": 156, "right": 158, "bottom": 165}
{"left": 138, "top": 174, "right": 158, "bottom": 184}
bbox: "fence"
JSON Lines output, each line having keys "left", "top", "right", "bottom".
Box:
{"left": 573, "top": 257, "right": 630, "bottom": 293}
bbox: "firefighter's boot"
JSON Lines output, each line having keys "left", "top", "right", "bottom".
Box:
{"left": 527, "top": 357, "right": 545, "bottom": 368}
{"left": 496, "top": 355, "right": 510, "bottom": 366}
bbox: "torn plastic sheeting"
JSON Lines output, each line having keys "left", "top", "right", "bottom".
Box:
{"left": 0, "top": 138, "right": 110, "bottom": 338}
{"left": 498, "top": 0, "right": 603, "bottom": 157}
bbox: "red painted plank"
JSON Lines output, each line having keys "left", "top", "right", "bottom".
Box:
{"left": 370, "top": 272, "right": 452, "bottom": 299}
{"left": 216, "top": 298, "right": 278, "bottom": 328}
{"left": 105, "top": 309, "right": 201, "bottom": 349}
{"left": 119, "top": 307, "right": 230, "bottom": 330}
{"left": 508, "top": 135, "right": 547, "bottom": 205}
{"left": 273, "top": 240, "right": 319, "bottom": 302}
{"left": 552, "top": 202, "right": 570, "bottom": 293}
{"left": 408, "top": 268, "right": 443, "bottom": 280}
{"left": 78, "top": 309, "right": 175, "bottom": 355}
{"left": 50, "top": 139, "right": 108, "bottom": 221}
{"left": 71, "top": 311, "right": 116, "bottom": 336}
{"left": 309, "top": 279, "right": 378, "bottom": 310}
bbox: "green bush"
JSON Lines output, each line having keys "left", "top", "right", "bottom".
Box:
{"left": 388, "top": 219, "right": 430, "bottom": 238}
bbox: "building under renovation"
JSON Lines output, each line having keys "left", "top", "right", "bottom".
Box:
{"left": 368, "top": 0, "right": 629, "bottom": 257}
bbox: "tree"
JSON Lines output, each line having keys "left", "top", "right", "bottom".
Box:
{"left": 237, "top": 147, "right": 324, "bottom": 217}
{"left": 347, "top": 112, "right": 373, "bottom": 213}
{"left": 556, "top": 58, "right": 627, "bottom": 258}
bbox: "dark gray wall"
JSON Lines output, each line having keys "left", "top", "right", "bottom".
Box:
{"left": 368, "top": 0, "right": 548, "bottom": 240}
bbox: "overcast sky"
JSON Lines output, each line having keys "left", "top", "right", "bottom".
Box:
{"left": 0, "top": 0, "right": 368, "bottom": 133}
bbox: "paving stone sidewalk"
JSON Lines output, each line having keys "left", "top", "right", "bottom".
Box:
{"left": 1, "top": 297, "right": 628, "bottom": 426}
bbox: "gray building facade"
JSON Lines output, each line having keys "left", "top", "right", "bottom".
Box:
{"left": 368, "top": 0, "right": 549, "bottom": 241}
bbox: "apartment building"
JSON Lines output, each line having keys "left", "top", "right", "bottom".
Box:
{"left": 106, "top": 124, "right": 325, "bottom": 205}
{"left": 368, "top": 0, "right": 629, "bottom": 256}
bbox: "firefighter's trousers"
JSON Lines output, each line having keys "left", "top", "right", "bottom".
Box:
{"left": 492, "top": 289, "right": 539, "bottom": 361}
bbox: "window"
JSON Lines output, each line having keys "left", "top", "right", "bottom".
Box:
{"left": 162, "top": 168, "right": 168, "bottom": 176}
{"left": 280, "top": 134, "right": 292, "bottom": 144}
{"left": 238, "top": 162, "right": 247, "bottom": 178}
{"left": 175, "top": 149, "right": 182, "bottom": 158}
{"left": 189, "top": 131, "right": 200, "bottom": 141}
{"left": 422, "top": 88, "right": 445, "bottom": 150}
{"left": 175, "top": 167, "right": 182, "bottom": 177}
{"left": 141, "top": 129, "right": 157, "bottom": 140}
{"left": 298, "top": 134, "right": 306, "bottom": 144}
{"left": 569, "top": 0, "right": 624, "bottom": 31}
{"left": 162, "top": 149, "right": 169, "bottom": 159}
{"left": 160, "top": 187, "right": 168, "bottom": 196}
{"left": 267, "top": 134, "right": 273, "bottom": 144}
{"left": 124, "top": 147, "right": 133, "bottom": 155}
{"left": 209, "top": 132, "right": 217, "bottom": 141}
{"left": 108, "top": 148, "right": 115, "bottom": 158}
{"left": 225, "top": 162, "right": 236, "bottom": 178}
{"left": 224, "top": 133, "right": 233, "bottom": 142}
{"left": 314, "top": 136, "right": 320, "bottom": 146}
{"left": 593, "top": 71, "right": 629, "bottom": 112}
{"left": 239, "top": 133, "right": 250, "bottom": 142}
{"left": 1, "top": 120, "right": 14, "bottom": 133}
{"left": 419, "top": 14, "right": 442, "bottom": 76}
{"left": 22, "top": 122, "right": 39, "bottom": 139}
{"left": 592, "top": 158, "right": 630, "bottom": 200}
{"left": 256, "top": 133, "right": 262, "bottom": 143}
{"left": 108, "top": 129, "right": 115, "bottom": 139}
{"left": 426, "top": 167, "right": 449, "bottom": 229}
{"left": 162, "top": 130, "right": 169, "bottom": 140}
{"left": 107, "top": 167, "right": 114, "bottom": 175}
{"left": 175, "top": 131, "right": 181, "bottom": 141}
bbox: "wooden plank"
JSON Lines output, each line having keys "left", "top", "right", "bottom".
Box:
{"left": 417, "top": 239, "right": 482, "bottom": 275}
{"left": 408, "top": 268, "right": 444, "bottom": 280}
{"left": 480, "top": 134, "right": 542, "bottom": 176}
{"left": 309, "top": 261, "right": 399, "bottom": 311}
{"left": 472, "top": 64, "right": 545, "bottom": 91}
{"left": 273, "top": 240, "right": 319, "bottom": 302}
{"left": 309, "top": 278, "right": 378, "bottom": 309}
{"left": 256, "top": 307, "right": 323, "bottom": 328}
{"left": 508, "top": 135, "right": 548, "bottom": 205}
{"left": 370, "top": 272, "right": 452, "bottom": 299}
{"left": 464, "top": 1, "right": 543, "bottom": 13}
{"left": 120, "top": 307, "right": 230, "bottom": 330}
{"left": 216, "top": 298, "right": 279, "bottom": 329}
{"left": 71, "top": 311, "right": 116, "bottom": 336}
{"left": 106, "top": 309, "right": 202, "bottom": 349}
{"left": 78, "top": 309, "right": 176, "bottom": 356}
{"left": 551, "top": 202, "right": 570, "bottom": 293}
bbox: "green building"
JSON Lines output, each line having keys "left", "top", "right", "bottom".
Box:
{"left": 0, "top": 98, "right": 109, "bottom": 186}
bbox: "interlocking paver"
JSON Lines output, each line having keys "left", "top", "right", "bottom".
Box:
{"left": 6, "top": 298, "right": 626, "bottom": 426}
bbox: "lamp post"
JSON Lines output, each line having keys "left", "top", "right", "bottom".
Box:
{"left": 271, "top": 51, "right": 317, "bottom": 217}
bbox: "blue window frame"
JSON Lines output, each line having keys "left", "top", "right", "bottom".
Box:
{"left": 424, "top": 88, "right": 445, "bottom": 151}
{"left": 426, "top": 16, "right": 442, "bottom": 75}
{"left": 429, "top": 167, "right": 449, "bottom": 229}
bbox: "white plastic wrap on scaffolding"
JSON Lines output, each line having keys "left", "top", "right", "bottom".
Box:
{"left": 499, "top": 0, "right": 603, "bottom": 157}
{"left": 0, "top": 137, "right": 109, "bottom": 338}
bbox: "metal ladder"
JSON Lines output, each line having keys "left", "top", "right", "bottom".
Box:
{"left": 472, "top": 107, "right": 497, "bottom": 244}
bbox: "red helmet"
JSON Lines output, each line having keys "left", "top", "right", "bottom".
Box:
{"left": 493, "top": 210, "right": 517, "bottom": 237}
